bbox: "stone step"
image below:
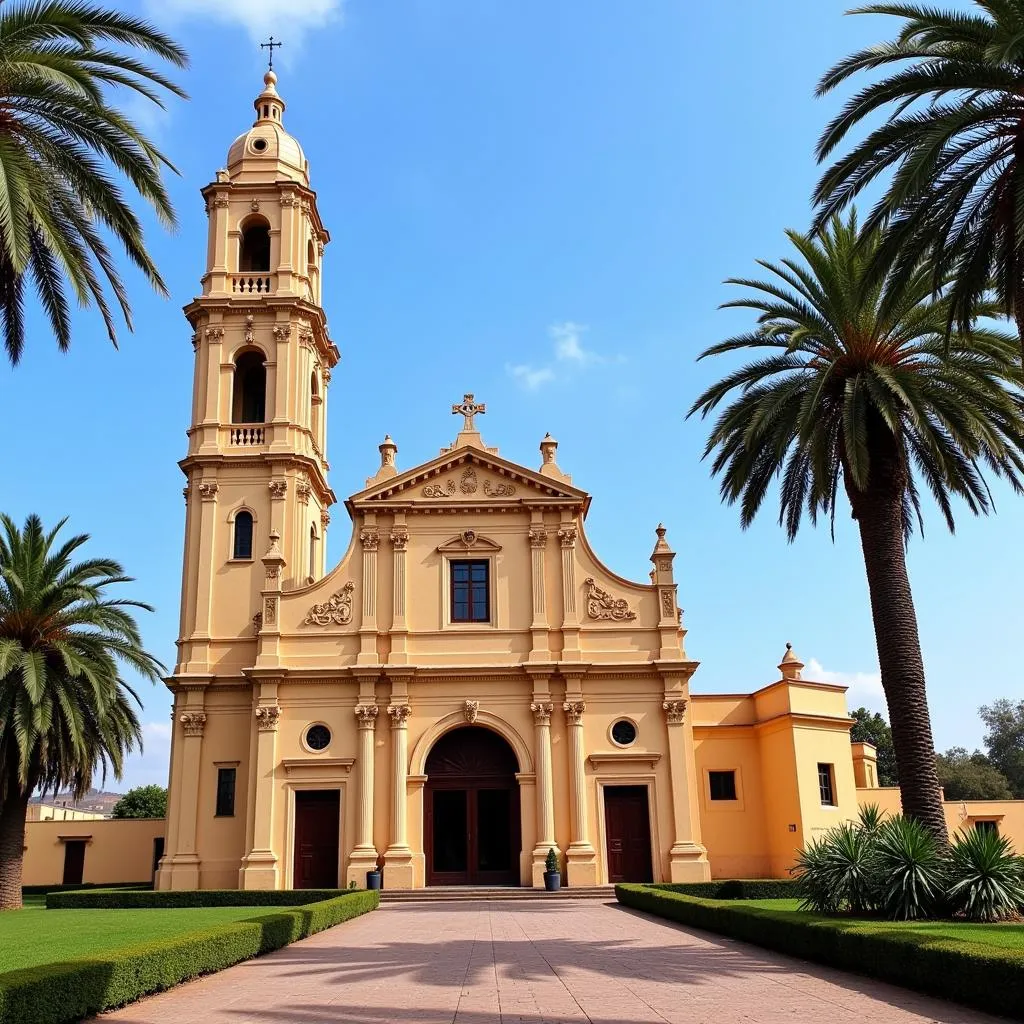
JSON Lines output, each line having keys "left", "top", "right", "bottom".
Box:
{"left": 379, "top": 886, "right": 616, "bottom": 903}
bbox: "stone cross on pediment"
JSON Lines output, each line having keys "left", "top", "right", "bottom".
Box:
{"left": 452, "top": 393, "right": 485, "bottom": 432}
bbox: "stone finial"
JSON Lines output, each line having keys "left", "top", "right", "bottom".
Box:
{"left": 779, "top": 642, "right": 804, "bottom": 680}
{"left": 538, "top": 432, "right": 570, "bottom": 481}
{"left": 368, "top": 434, "right": 398, "bottom": 484}
{"left": 262, "top": 530, "right": 286, "bottom": 586}
{"left": 650, "top": 523, "right": 675, "bottom": 580}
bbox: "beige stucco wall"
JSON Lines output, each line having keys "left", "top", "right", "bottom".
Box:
{"left": 23, "top": 819, "right": 164, "bottom": 887}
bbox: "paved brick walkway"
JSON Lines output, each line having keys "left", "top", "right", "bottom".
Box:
{"left": 102, "top": 899, "right": 996, "bottom": 1023}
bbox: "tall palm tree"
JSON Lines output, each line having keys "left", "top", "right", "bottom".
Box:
{"left": 0, "top": 514, "right": 163, "bottom": 909}
{"left": 0, "top": 2, "right": 187, "bottom": 364}
{"left": 814, "top": 1, "right": 1024, "bottom": 362}
{"left": 688, "top": 213, "right": 1024, "bottom": 842}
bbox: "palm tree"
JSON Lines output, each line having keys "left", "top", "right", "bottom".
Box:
{"left": 688, "top": 213, "right": 1024, "bottom": 842}
{"left": 0, "top": 2, "right": 187, "bottom": 364}
{"left": 0, "top": 514, "right": 163, "bottom": 909}
{"left": 814, "top": 1, "right": 1024, "bottom": 362}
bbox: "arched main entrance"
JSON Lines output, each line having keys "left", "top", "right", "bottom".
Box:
{"left": 425, "top": 726, "right": 521, "bottom": 886}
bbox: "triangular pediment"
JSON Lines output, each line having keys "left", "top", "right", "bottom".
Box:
{"left": 347, "top": 446, "right": 589, "bottom": 512}
{"left": 437, "top": 531, "right": 502, "bottom": 554}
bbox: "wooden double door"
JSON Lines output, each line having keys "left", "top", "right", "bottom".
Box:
{"left": 604, "top": 785, "right": 653, "bottom": 884}
{"left": 425, "top": 726, "right": 521, "bottom": 886}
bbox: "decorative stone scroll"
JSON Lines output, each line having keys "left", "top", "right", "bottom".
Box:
{"left": 255, "top": 705, "right": 281, "bottom": 731}
{"left": 562, "top": 701, "right": 586, "bottom": 725}
{"left": 303, "top": 581, "right": 355, "bottom": 625}
{"left": 354, "top": 704, "right": 379, "bottom": 728}
{"left": 463, "top": 700, "right": 480, "bottom": 724}
{"left": 483, "top": 479, "right": 516, "bottom": 497}
{"left": 459, "top": 467, "right": 478, "bottom": 494}
{"left": 530, "top": 701, "right": 553, "bottom": 725}
{"left": 662, "top": 699, "right": 687, "bottom": 725}
{"left": 661, "top": 591, "right": 675, "bottom": 617}
{"left": 179, "top": 712, "right": 207, "bottom": 737}
{"left": 584, "top": 578, "right": 637, "bottom": 622}
{"left": 387, "top": 704, "right": 412, "bottom": 726}
{"left": 422, "top": 479, "right": 456, "bottom": 497}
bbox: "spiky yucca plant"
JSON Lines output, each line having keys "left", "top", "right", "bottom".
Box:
{"left": 947, "top": 827, "right": 1024, "bottom": 921}
{"left": 873, "top": 815, "right": 946, "bottom": 920}
{"left": 793, "top": 821, "right": 877, "bottom": 915}
{"left": 0, "top": 514, "right": 163, "bottom": 909}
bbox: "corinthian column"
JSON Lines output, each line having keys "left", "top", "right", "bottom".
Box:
{"left": 562, "top": 699, "right": 598, "bottom": 885}
{"left": 383, "top": 703, "right": 415, "bottom": 887}
{"left": 663, "top": 698, "right": 711, "bottom": 881}
{"left": 530, "top": 701, "right": 556, "bottom": 885}
{"left": 240, "top": 691, "right": 280, "bottom": 890}
{"left": 347, "top": 703, "right": 380, "bottom": 886}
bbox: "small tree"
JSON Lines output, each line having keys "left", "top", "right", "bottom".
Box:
{"left": 111, "top": 785, "right": 166, "bottom": 819}
{"left": 936, "top": 748, "right": 1013, "bottom": 801}
{"left": 850, "top": 708, "right": 898, "bottom": 787}
{"left": 979, "top": 699, "right": 1024, "bottom": 798}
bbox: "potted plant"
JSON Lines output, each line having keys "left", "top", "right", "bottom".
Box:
{"left": 543, "top": 847, "right": 561, "bottom": 891}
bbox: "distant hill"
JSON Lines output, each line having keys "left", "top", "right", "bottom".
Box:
{"left": 29, "top": 789, "right": 123, "bottom": 815}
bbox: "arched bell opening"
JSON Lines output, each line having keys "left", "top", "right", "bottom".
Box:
{"left": 232, "top": 350, "right": 266, "bottom": 424}
{"left": 424, "top": 725, "right": 521, "bottom": 886}
{"left": 239, "top": 217, "right": 271, "bottom": 272}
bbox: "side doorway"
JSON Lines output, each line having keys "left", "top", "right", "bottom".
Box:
{"left": 293, "top": 790, "right": 340, "bottom": 888}
{"left": 62, "top": 839, "right": 87, "bottom": 885}
{"left": 603, "top": 786, "right": 653, "bottom": 884}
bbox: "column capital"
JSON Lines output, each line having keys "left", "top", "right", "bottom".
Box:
{"left": 180, "top": 711, "right": 207, "bottom": 737}
{"left": 387, "top": 703, "right": 411, "bottom": 727}
{"left": 355, "top": 703, "right": 379, "bottom": 728}
{"left": 360, "top": 527, "right": 380, "bottom": 551}
{"left": 389, "top": 526, "right": 409, "bottom": 550}
{"left": 530, "top": 701, "right": 553, "bottom": 725}
{"left": 528, "top": 526, "right": 547, "bottom": 549}
{"left": 254, "top": 704, "right": 281, "bottom": 732}
{"left": 562, "top": 700, "right": 586, "bottom": 725}
{"left": 557, "top": 525, "right": 577, "bottom": 548}
{"left": 663, "top": 699, "right": 687, "bottom": 725}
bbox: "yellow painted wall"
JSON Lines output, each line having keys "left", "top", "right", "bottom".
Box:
{"left": 23, "top": 819, "right": 164, "bottom": 887}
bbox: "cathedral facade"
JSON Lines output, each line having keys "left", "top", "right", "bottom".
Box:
{"left": 155, "top": 72, "right": 869, "bottom": 892}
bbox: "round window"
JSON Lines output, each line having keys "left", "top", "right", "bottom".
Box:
{"left": 611, "top": 719, "right": 637, "bottom": 747}
{"left": 251, "top": 137, "right": 268, "bottom": 153}
{"left": 305, "top": 724, "right": 331, "bottom": 751}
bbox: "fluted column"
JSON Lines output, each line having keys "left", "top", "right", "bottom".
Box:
{"left": 558, "top": 523, "right": 581, "bottom": 660}
{"left": 528, "top": 525, "right": 550, "bottom": 661}
{"left": 162, "top": 694, "right": 206, "bottom": 889}
{"left": 383, "top": 702, "right": 415, "bottom": 886}
{"left": 389, "top": 524, "right": 409, "bottom": 664}
{"left": 562, "top": 699, "right": 597, "bottom": 884}
{"left": 358, "top": 526, "right": 379, "bottom": 664}
{"left": 530, "top": 701, "right": 556, "bottom": 885}
{"left": 347, "top": 703, "right": 381, "bottom": 886}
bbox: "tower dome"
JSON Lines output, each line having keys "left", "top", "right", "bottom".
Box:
{"left": 226, "top": 71, "right": 309, "bottom": 185}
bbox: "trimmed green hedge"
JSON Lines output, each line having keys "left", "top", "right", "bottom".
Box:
{"left": 616, "top": 885, "right": 1024, "bottom": 1020}
{"left": 649, "top": 879, "right": 795, "bottom": 900}
{"left": 0, "top": 889, "right": 378, "bottom": 1024}
{"left": 46, "top": 887, "right": 350, "bottom": 909}
{"left": 23, "top": 883, "right": 150, "bottom": 897}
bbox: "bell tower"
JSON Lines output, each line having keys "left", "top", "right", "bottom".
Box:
{"left": 176, "top": 69, "right": 338, "bottom": 678}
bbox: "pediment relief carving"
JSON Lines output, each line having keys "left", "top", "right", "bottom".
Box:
{"left": 437, "top": 530, "right": 502, "bottom": 555}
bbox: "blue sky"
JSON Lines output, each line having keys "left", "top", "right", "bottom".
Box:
{"left": 4, "top": 0, "right": 1020, "bottom": 790}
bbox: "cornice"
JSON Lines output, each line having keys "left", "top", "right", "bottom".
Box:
{"left": 588, "top": 751, "right": 662, "bottom": 769}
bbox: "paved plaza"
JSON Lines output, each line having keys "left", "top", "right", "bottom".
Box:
{"left": 102, "top": 899, "right": 997, "bottom": 1024}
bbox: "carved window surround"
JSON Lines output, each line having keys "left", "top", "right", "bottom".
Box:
{"left": 438, "top": 534, "right": 501, "bottom": 631}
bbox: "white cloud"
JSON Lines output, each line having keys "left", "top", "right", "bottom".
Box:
{"left": 806, "top": 657, "right": 886, "bottom": 712}
{"left": 507, "top": 320, "right": 622, "bottom": 390}
{"left": 148, "top": 0, "right": 343, "bottom": 50}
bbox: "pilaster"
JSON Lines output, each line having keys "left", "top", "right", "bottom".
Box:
{"left": 383, "top": 701, "right": 414, "bottom": 887}
{"left": 561, "top": 678, "right": 597, "bottom": 885}
{"left": 161, "top": 684, "right": 208, "bottom": 889}
{"left": 389, "top": 520, "right": 409, "bottom": 664}
{"left": 529, "top": 696, "right": 557, "bottom": 886}
{"left": 347, "top": 702, "right": 380, "bottom": 885}
{"left": 358, "top": 523, "right": 380, "bottom": 665}
{"left": 558, "top": 521, "right": 581, "bottom": 661}
{"left": 240, "top": 681, "right": 281, "bottom": 889}
{"left": 528, "top": 519, "right": 550, "bottom": 661}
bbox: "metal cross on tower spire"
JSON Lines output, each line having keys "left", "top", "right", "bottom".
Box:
{"left": 260, "top": 36, "right": 283, "bottom": 70}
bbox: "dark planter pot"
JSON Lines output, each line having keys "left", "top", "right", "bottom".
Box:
{"left": 543, "top": 871, "right": 561, "bottom": 892}
{"left": 366, "top": 870, "right": 382, "bottom": 890}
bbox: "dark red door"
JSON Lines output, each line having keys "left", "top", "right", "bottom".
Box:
{"left": 293, "top": 790, "right": 340, "bottom": 888}
{"left": 604, "top": 786, "right": 653, "bottom": 883}
{"left": 62, "top": 840, "right": 86, "bottom": 885}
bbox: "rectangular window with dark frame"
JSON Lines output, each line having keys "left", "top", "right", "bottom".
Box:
{"left": 975, "top": 820, "right": 999, "bottom": 836}
{"left": 216, "top": 767, "right": 236, "bottom": 817}
{"left": 708, "top": 770, "right": 737, "bottom": 801}
{"left": 450, "top": 559, "right": 489, "bottom": 623}
{"left": 817, "top": 763, "right": 836, "bottom": 806}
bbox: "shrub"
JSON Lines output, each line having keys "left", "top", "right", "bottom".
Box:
{"left": 545, "top": 848, "right": 559, "bottom": 874}
{"left": 651, "top": 879, "right": 795, "bottom": 900}
{"left": 0, "top": 890, "right": 378, "bottom": 1024}
{"left": 856, "top": 802, "right": 885, "bottom": 834}
{"left": 615, "top": 885, "right": 1024, "bottom": 1020}
{"left": 872, "top": 816, "right": 945, "bottom": 921}
{"left": 47, "top": 888, "right": 348, "bottom": 910}
{"left": 947, "top": 827, "right": 1024, "bottom": 922}
{"left": 793, "top": 821, "right": 876, "bottom": 915}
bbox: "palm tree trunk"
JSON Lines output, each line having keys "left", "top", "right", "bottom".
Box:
{"left": 1015, "top": 288, "right": 1024, "bottom": 366}
{"left": 0, "top": 792, "right": 28, "bottom": 910}
{"left": 848, "top": 452, "right": 949, "bottom": 844}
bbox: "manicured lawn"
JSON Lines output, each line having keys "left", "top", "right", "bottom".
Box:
{"left": 0, "top": 904, "right": 294, "bottom": 972}
{"left": 738, "top": 898, "right": 1024, "bottom": 952}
